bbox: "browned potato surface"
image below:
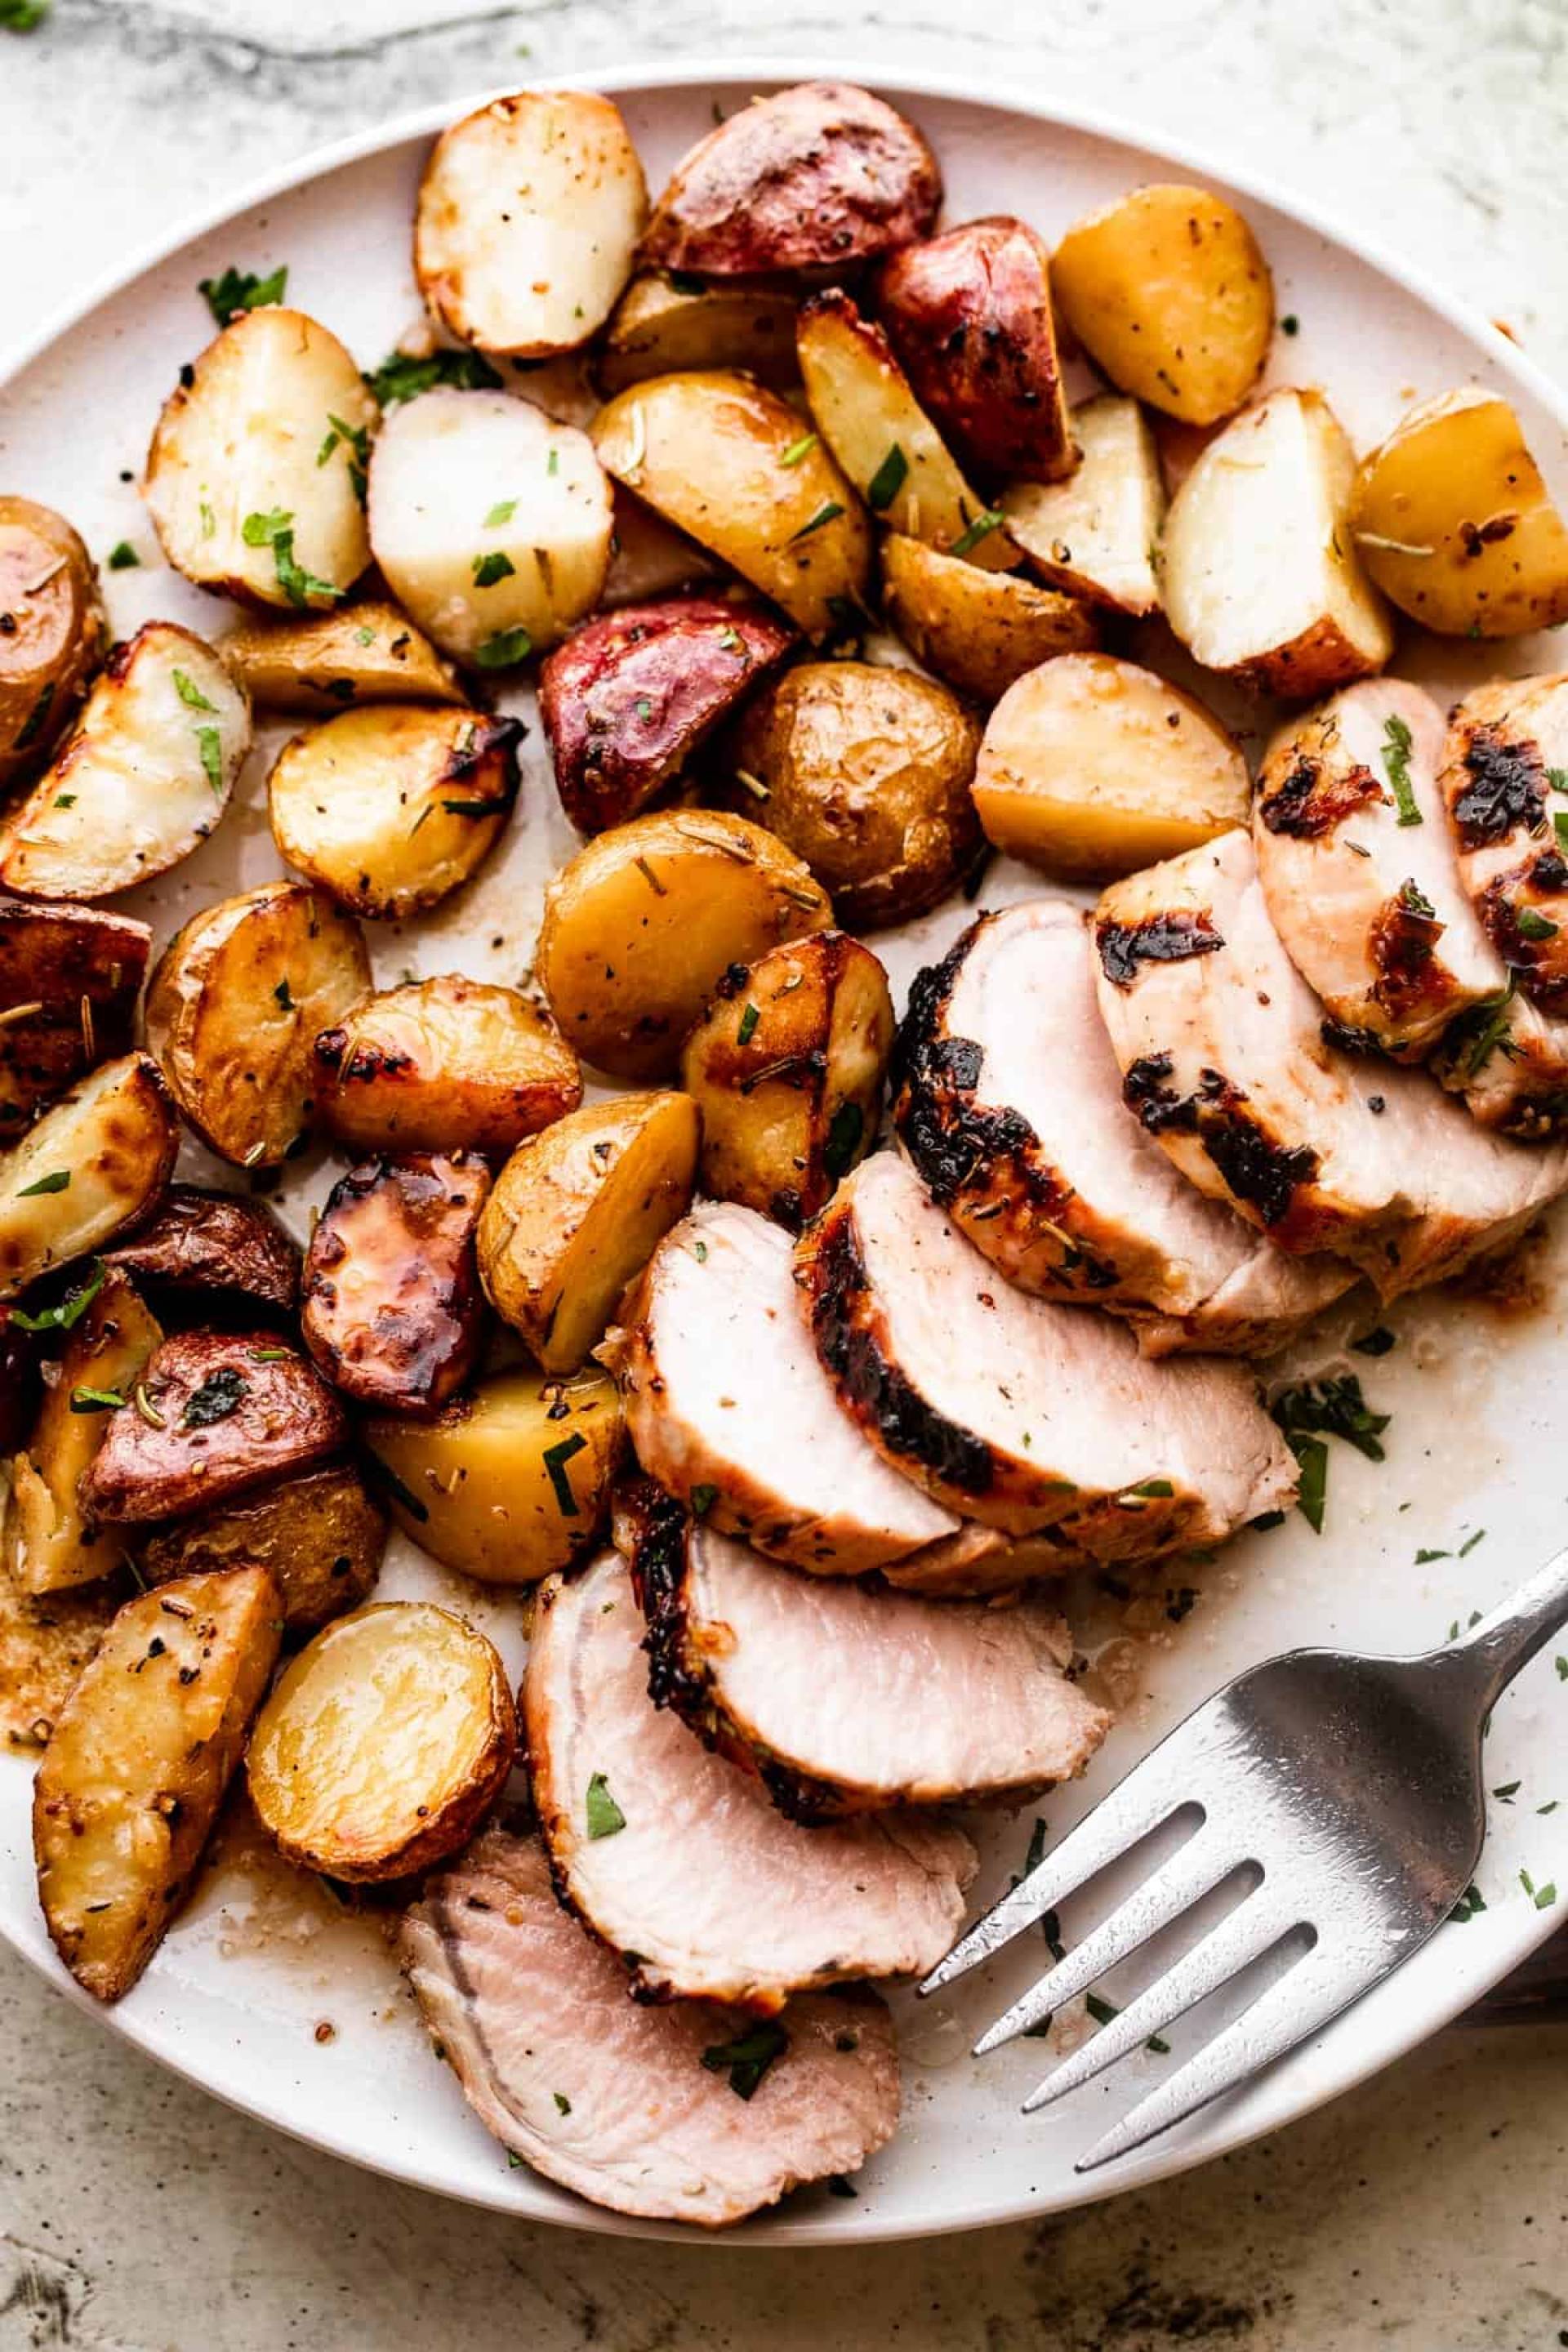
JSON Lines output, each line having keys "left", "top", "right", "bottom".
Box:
{"left": 0, "top": 1553, "right": 120, "bottom": 1752}
{"left": 105, "top": 1187, "right": 299, "bottom": 1313}
{"left": 0, "top": 898, "right": 150, "bottom": 1141}
{"left": 301, "top": 1152, "right": 491, "bottom": 1417}
{"left": 140, "top": 1462, "right": 386, "bottom": 1631}
{"left": 880, "top": 534, "right": 1098, "bottom": 702}
{"left": 220, "top": 600, "right": 462, "bottom": 715}
{"left": 0, "top": 1054, "right": 178, "bottom": 1300}
{"left": 599, "top": 272, "right": 800, "bottom": 393}
{"left": 313, "top": 975, "right": 581, "bottom": 1158}
{"left": 0, "top": 498, "right": 105, "bottom": 791}
{"left": 33, "top": 1567, "right": 281, "bottom": 1999}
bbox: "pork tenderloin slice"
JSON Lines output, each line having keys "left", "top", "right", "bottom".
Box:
{"left": 1441, "top": 675, "right": 1568, "bottom": 1022}
{"left": 1435, "top": 984, "right": 1568, "bottom": 1139}
{"left": 798, "top": 1149, "right": 1295, "bottom": 1553}
{"left": 402, "top": 1828, "right": 899, "bottom": 2227}
{"left": 525, "top": 1549, "right": 977, "bottom": 2008}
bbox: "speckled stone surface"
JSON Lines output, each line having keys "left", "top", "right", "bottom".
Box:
{"left": 5, "top": 4, "right": 1568, "bottom": 2345}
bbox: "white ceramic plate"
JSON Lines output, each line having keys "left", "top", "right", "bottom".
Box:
{"left": 4, "top": 61, "right": 1568, "bottom": 2248}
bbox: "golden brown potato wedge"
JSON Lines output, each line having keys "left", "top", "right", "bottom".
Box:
{"left": 640, "top": 80, "right": 940, "bottom": 277}
{"left": 0, "top": 898, "right": 150, "bottom": 1142}
{"left": 219, "top": 599, "right": 462, "bottom": 715}
{"left": 0, "top": 497, "right": 105, "bottom": 792}
{"left": 1000, "top": 394, "right": 1165, "bottom": 617}
{"left": 476, "top": 1092, "right": 698, "bottom": 1371}
{"left": 1351, "top": 387, "right": 1568, "bottom": 638}
{"left": 362, "top": 1363, "right": 621, "bottom": 1584}
{"left": 972, "top": 653, "right": 1249, "bottom": 877}
{"left": 104, "top": 1187, "right": 301, "bottom": 1314}
{"left": 726, "top": 661, "right": 982, "bottom": 928}
{"left": 599, "top": 484, "right": 723, "bottom": 609}
{"left": 301, "top": 1151, "right": 491, "bottom": 1417}
{"left": 599, "top": 272, "right": 800, "bottom": 394}
{"left": 680, "top": 932, "right": 893, "bottom": 1226}
{"left": 144, "top": 880, "right": 369, "bottom": 1168}
{"left": 140, "top": 1462, "right": 386, "bottom": 1632}
{"left": 0, "top": 1552, "right": 121, "bottom": 1752}
{"left": 880, "top": 534, "right": 1098, "bottom": 702}
{"left": 0, "top": 1054, "right": 178, "bottom": 1300}
{"left": 268, "top": 706, "right": 519, "bottom": 920}
{"left": 590, "top": 372, "right": 872, "bottom": 640}
{"left": 33, "top": 1566, "right": 282, "bottom": 1999}
{"left": 80, "top": 1329, "right": 349, "bottom": 1525}
{"left": 247, "top": 1601, "right": 514, "bottom": 1879}
{"left": 537, "top": 808, "right": 832, "bottom": 1078}
{"left": 1051, "top": 183, "right": 1274, "bottom": 426}
{"left": 313, "top": 975, "right": 581, "bottom": 1157}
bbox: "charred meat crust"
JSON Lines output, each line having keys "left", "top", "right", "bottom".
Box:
{"left": 1477, "top": 854, "right": 1568, "bottom": 1011}
{"left": 1451, "top": 723, "right": 1548, "bottom": 851}
{"left": 300, "top": 1152, "right": 490, "bottom": 1415}
{"left": 1095, "top": 911, "right": 1224, "bottom": 990}
{"left": 1120, "top": 1059, "right": 1321, "bottom": 1231}
{"left": 1256, "top": 752, "right": 1383, "bottom": 839}
{"left": 1367, "top": 888, "right": 1447, "bottom": 1024}
{"left": 104, "top": 1186, "right": 301, "bottom": 1313}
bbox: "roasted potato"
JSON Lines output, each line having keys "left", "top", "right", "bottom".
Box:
{"left": 246, "top": 1601, "right": 514, "bottom": 1879}
{"left": 301, "top": 1152, "right": 491, "bottom": 1417}
{"left": 590, "top": 372, "right": 872, "bottom": 639}
{"left": 313, "top": 975, "right": 580, "bottom": 1157}
{"left": 795, "top": 290, "right": 1013, "bottom": 570}
{"left": 220, "top": 599, "right": 462, "bottom": 715}
{"left": 415, "top": 89, "right": 646, "bottom": 357}
{"left": 1351, "top": 386, "right": 1568, "bottom": 638}
{"left": 640, "top": 80, "right": 940, "bottom": 277}
{"left": 539, "top": 595, "right": 795, "bottom": 834}
{"left": 0, "top": 1552, "right": 120, "bottom": 1753}
{"left": 1162, "top": 387, "right": 1394, "bottom": 695}
{"left": 145, "top": 306, "right": 377, "bottom": 610}
{"left": 1000, "top": 394, "right": 1165, "bottom": 616}
{"left": 599, "top": 272, "right": 800, "bottom": 394}
{"left": 268, "top": 706, "right": 519, "bottom": 920}
{"left": 537, "top": 808, "right": 833, "bottom": 1077}
{"left": 600, "top": 483, "right": 723, "bottom": 608}
{"left": 80, "top": 1329, "right": 349, "bottom": 1525}
{"left": 362, "top": 1364, "right": 621, "bottom": 1583}
{"left": 145, "top": 880, "right": 369, "bottom": 1167}
{"left": 140, "top": 1460, "right": 386, "bottom": 1631}
{"left": 1051, "top": 183, "right": 1274, "bottom": 425}
{"left": 0, "top": 622, "right": 251, "bottom": 902}
{"left": 873, "top": 216, "right": 1075, "bottom": 483}
{"left": 0, "top": 1054, "right": 178, "bottom": 1300}
{"left": 679, "top": 932, "right": 892, "bottom": 1226}
{"left": 33, "top": 1566, "right": 282, "bottom": 1999}
{"left": 0, "top": 497, "right": 105, "bottom": 791}
{"left": 476, "top": 1092, "right": 698, "bottom": 1370}
{"left": 105, "top": 1186, "right": 301, "bottom": 1315}
{"left": 726, "top": 661, "right": 982, "bottom": 929}
{"left": 972, "top": 653, "right": 1249, "bottom": 877}
{"left": 880, "top": 534, "right": 1098, "bottom": 702}
{"left": 4, "top": 1270, "right": 163, "bottom": 1596}
{"left": 368, "top": 389, "right": 613, "bottom": 664}
{"left": 0, "top": 898, "right": 150, "bottom": 1140}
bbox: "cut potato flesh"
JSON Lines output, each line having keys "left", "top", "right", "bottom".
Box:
{"left": 599, "top": 273, "right": 800, "bottom": 394}
{"left": 0, "top": 1053, "right": 178, "bottom": 1299}
{"left": 879, "top": 533, "right": 1098, "bottom": 704}
{"left": 1001, "top": 395, "right": 1165, "bottom": 616}
{"left": 0, "top": 898, "right": 149, "bottom": 1141}
{"left": 220, "top": 599, "right": 462, "bottom": 714}
{"left": 314, "top": 974, "right": 582, "bottom": 1156}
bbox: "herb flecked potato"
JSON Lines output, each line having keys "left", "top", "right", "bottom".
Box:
{"left": 0, "top": 1053, "right": 178, "bottom": 1299}
{"left": 140, "top": 1461, "right": 386, "bottom": 1631}
{"left": 880, "top": 534, "right": 1098, "bottom": 703}
{"left": 599, "top": 272, "right": 800, "bottom": 394}
{"left": 1000, "top": 394, "right": 1166, "bottom": 617}
{"left": 220, "top": 599, "right": 462, "bottom": 715}
{"left": 0, "top": 898, "right": 150, "bottom": 1140}
{"left": 0, "top": 497, "right": 105, "bottom": 792}
{"left": 314, "top": 975, "right": 581, "bottom": 1156}
{"left": 301, "top": 1151, "right": 492, "bottom": 1417}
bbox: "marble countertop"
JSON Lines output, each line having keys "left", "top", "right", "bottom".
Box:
{"left": 5, "top": 3, "right": 1568, "bottom": 2345}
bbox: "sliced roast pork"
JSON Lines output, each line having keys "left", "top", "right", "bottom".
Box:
{"left": 799, "top": 1149, "right": 1295, "bottom": 1558}
{"left": 402, "top": 1828, "right": 900, "bottom": 2226}
{"left": 524, "top": 1549, "right": 977, "bottom": 2008}
{"left": 893, "top": 899, "right": 1352, "bottom": 1355}
{"left": 1433, "top": 985, "right": 1568, "bottom": 1139}
{"left": 1254, "top": 679, "right": 1502, "bottom": 1059}
{"left": 626, "top": 1481, "right": 1111, "bottom": 1819}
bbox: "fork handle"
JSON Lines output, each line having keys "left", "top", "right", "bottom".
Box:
{"left": 1443, "top": 1541, "right": 1568, "bottom": 1708}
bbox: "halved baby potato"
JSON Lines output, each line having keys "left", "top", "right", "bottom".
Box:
{"left": 301, "top": 1151, "right": 491, "bottom": 1417}
{"left": 246, "top": 1601, "right": 514, "bottom": 1880}
{"left": 314, "top": 975, "right": 581, "bottom": 1156}
{"left": 0, "top": 622, "right": 251, "bottom": 902}
{"left": 1351, "top": 386, "right": 1568, "bottom": 638}
{"left": 1000, "top": 395, "right": 1165, "bottom": 617}
{"left": 972, "top": 652, "right": 1249, "bottom": 877}
{"left": 362, "top": 1364, "right": 622, "bottom": 1584}
{"left": 145, "top": 305, "right": 377, "bottom": 610}
{"left": 0, "top": 497, "right": 105, "bottom": 792}
{"left": 880, "top": 534, "right": 1098, "bottom": 702}
{"left": 476, "top": 1091, "right": 698, "bottom": 1371}
{"left": 590, "top": 371, "right": 872, "bottom": 640}
{"left": 268, "top": 706, "right": 519, "bottom": 920}
{"left": 0, "top": 1054, "right": 178, "bottom": 1300}
{"left": 220, "top": 599, "right": 462, "bottom": 715}
{"left": 140, "top": 1460, "right": 386, "bottom": 1632}
{"left": 537, "top": 808, "right": 833, "bottom": 1078}
{"left": 600, "top": 484, "right": 722, "bottom": 608}
{"left": 104, "top": 1187, "right": 301, "bottom": 1315}
{"left": 415, "top": 90, "right": 646, "bottom": 357}
{"left": 368, "top": 389, "right": 613, "bottom": 664}
{"left": 145, "top": 880, "right": 369, "bottom": 1167}
{"left": 0, "top": 898, "right": 150, "bottom": 1140}
{"left": 599, "top": 272, "right": 800, "bottom": 394}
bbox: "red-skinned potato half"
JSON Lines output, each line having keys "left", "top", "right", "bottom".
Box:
{"left": 539, "top": 597, "right": 795, "bottom": 835}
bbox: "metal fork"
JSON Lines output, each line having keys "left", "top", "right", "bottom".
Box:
{"left": 923, "top": 1548, "right": 1568, "bottom": 2174}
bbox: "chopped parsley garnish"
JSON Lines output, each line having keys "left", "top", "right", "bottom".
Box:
{"left": 16, "top": 1168, "right": 69, "bottom": 1197}
{"left": 546, "top": 448, "right": 559, "bottom": 477}
{"left": 1450, "top": 1883, "right": 1486, "bottom": 1922}
{"left": 950, "top": 507, "right": 1005, "bottom": 559}
{"left": 483, "top": 498, "right": 519, "bottom": 527}
{"left": 1548, "top": 767, "right": 1568, "bottom": 792}
{"left": 198, "top": 263, "right": 288, "bottom": 327}
{"left": 1462, "top": 982, "right": 1518, "bottom": 1077}
{"left": 1380, "top": 714, "right": 1422, "bottom": 826}
{"left": 181, "top": 1365, "right": 247, "bottom": 1428}
{"left": 441, "top": 798, "right": 501, "bottom": 817}
{"left": 315, "top": 412, "right": 370, "bottom": 502}
{"left": 690, "top": 1483, "right": 718, "bottom": 1517}
{"left": 866, "top": 443, "right": 909, "bottom": 512}
{"left": 552, "top": 2092, "right": 571, "bottom": 2115}
{"left": 1493, "top": 1781, "right": 1520, "bottom": 1802}
{"left": 1516, "top": 906, "right": 1559, "bottom": 940}
{"left": 1459, "top": 1527, "right": 1486, "bottom": 1557}
{"left": 70, "top": 1386, "right": 126, "bottom": 1413}
{"left": 0, "top": 0, "right": 50, "bottom": 25}
{"left": 241, "top": 507, "right": 340, "bottom": 608}
{"left": 1521, "top": 1869, "right": 1557, "bottom": 1909}
{"left": 822, "top": 1100, "right": 863, "bottom": 1181}
{"left": 737, "top": 1001, "right": 760, "bottom": 1046}
{"left": 106, "top": 541, "right": 140, "bottom": 570}
{"left": 195, "top": 725, "right": 224, "bottom": 794}
{"left": 1555, "top": 811, "right": 1568, "bottom": 858}
{"left": 1118, "top": 1478, "right": 1174, "bottom": 1503}
{"left": 472, "top": 627, "right": 532, "bottom": 670}
{"left": 543, "top": 1431, "right": 587, "bottom": 1515}
{"left": 55, "top": 793, "right": 75, "bottom": 808}
{"left": 584, "top": 1771, "right": 626, "bottom": 1840}
{"left": 1290, "top": 1437, "right": 1329, "bottom": 1535}
{"left": 172, "top": 668, "right": 216, "bottom": 712}
{"left": 1414, "top": 1547, "right": 1450, "bottom": 1564}
{"left": 363, "top": 346, "right": 503, "bottom": 408}
{"left": 1273, "top": 1372, "right": 1389, "bottom": 1460}
{"left": 471, "top": 550, "right": 515, "bottom": 588}
{"left": 701, "top": 2020, "right": 787, "bottom": 2101}
{"left": 198, "top": 500, "right": 216, "bottom": 540}
{"left": 1398, "top": 877, "right": 1436, "bottom": 920}
{"left": 789, "top": 501, "right": 844, "bottom": 543}
{"left": 11, "top": 1260, "right": 105, "bottom": 1334}
{"left": 779, "top": 432, "right": 818, "bottom": 469}
{"left": 1351, "top": 1326, "right": 1396, "bottom": 1357}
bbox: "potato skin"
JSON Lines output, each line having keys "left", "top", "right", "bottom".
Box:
{"left": 312, "top": 975, "right": 579, "bottom": 1159}
{"left": 873, "top": 216, "right": 1076, "bottom": 483}
{"left": 599, "top": 272, "right": 800, "bottom": 394}
{"left": 0, "top": 898, "right": 150, "bottom": 1142}
{"left": 641, "top": 79, "right": 940, "bottom": 278}
{"left": 540, "top": 596, "right": 795, "bottom": 834}
{"left": 880, "top": 534, "right": 1098, "bottom": 702}
{"left": 220, "top": 600, "right": 462, "bottom": 715}
{"left": 727, "top": 661, "right": 982, "bottom": 928}
{"left": 0, "top": 1054, "right": 179, "bottom": 1301}
{"left": 301, "top": 1152, "right": 491, "bottom": 1418}
{"left": 105, "top": 1187, "right": 301, "bottom": 1314}
{"left": 0, "top": 498, "right": 105, "bottom": 791}
{"left": 140, "top": 1462, "right": 386, "bottom": 1632}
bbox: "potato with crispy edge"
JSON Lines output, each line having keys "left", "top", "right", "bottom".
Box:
{"left": 140, "top": 1461, "right": 386, "bottom": 1631}
{"left": 680, "top": 933, "right": 892, "bottom": 1227}
{"left": 363, "top": 1364, "right": 621, "bottom": 1584}
{"left": 105, "top": 1187, "right": 301, "bottom": 1315}
{"left": 477, "top": 1092, "right": 697, "bottom": 1371}
{"left": 0, "top": 1054, "right": 178, "bottom": 1301}
{"left": 145, "top": 306, "right": 376, "bottom": 611}
{"left": 880, "top": 534, "right": 1098, "bottom": 702}
{"left": 1001, "top": 395, "right": 1165, "bottom": 617}
{"left": 973, "top": 653, "right": 1249, "bottom": 878}
{"left": 145, "top": 880, "right": 369, "bottom": 1168}
{"left": 1051, "top": 183, "right": 1274, "bottom": 426}
{"left": 247, "top": 1601, "right": 514, "bottom": 1880}
{"left": 0, "top": 1554, "right": 120, "bottom": 1753}
{"left": 599, "top": 273, "right": 800, "bottom": 394}
{"left": 0, "top": 898, "right": 150, "bottom": 1141}
{"left": 540, "top": 596, "right": 795, "bottom": 834}
{"left": 0, "top": 498, "right": 105, "bottom": 792}
{"left": 591, "top": 372, "right": 872, "bottom": 640}
{"left": 313, "top": 975, "right": 580, "bottom": 1157}
{"left": 33, "top": 1567, "right": 282, "bottom": 2000}
{"left": 220, "top": 599, "right": 462, "bottom": 715}
{"left": 301, "top": 1152, "right": 491, "bottom": 1418}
